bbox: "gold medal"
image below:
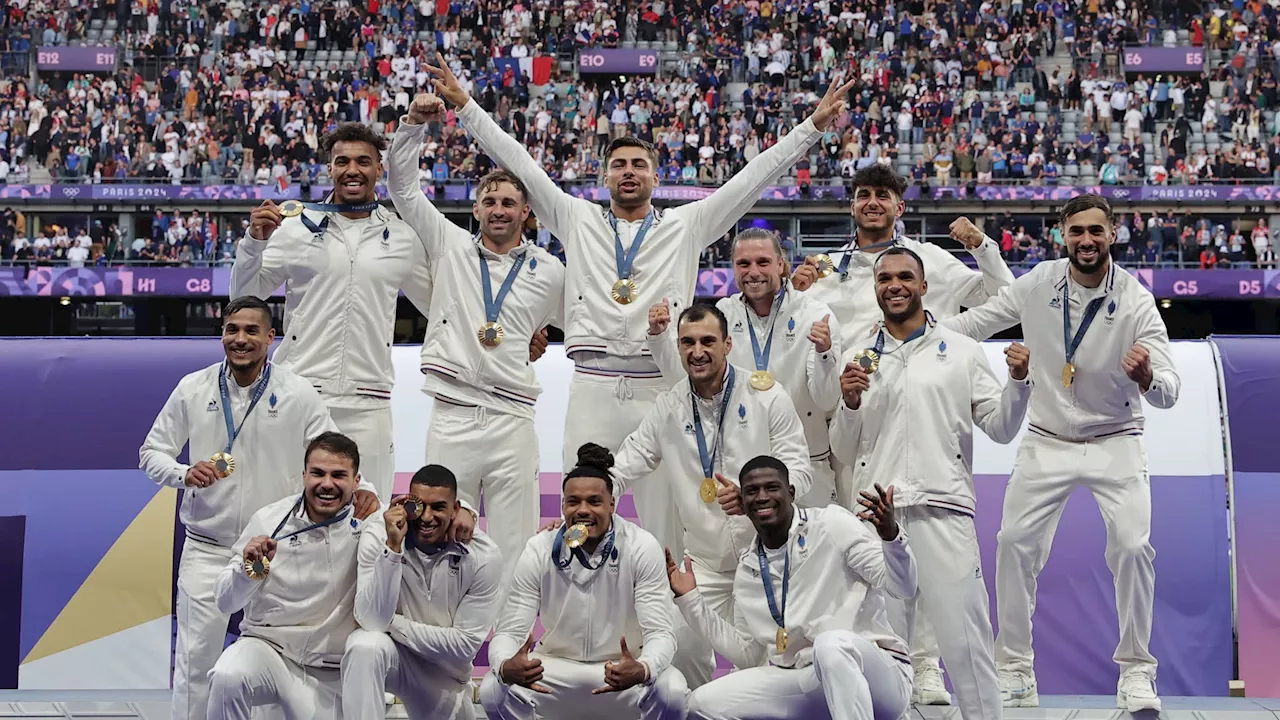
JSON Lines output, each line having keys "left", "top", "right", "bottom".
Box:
{"left": 401, "top": 498, "right": 423, "bottom": 520}
{"left": 851, "top": 349, "right": 880, "bottom": 374}
{"left": 211, "top": 452, "right": 236, "bottom": 478}
{"left": 1062, "top": 362, "right": 1075, "bottom": 388}
{"left": 244, "top": 555, "right": 271, "bottom": 580}
{"left": 278, "top": 200, "right": 304, "bottom": 218}
{"left": 813, "top": 254, "right": 835, "bottom": 278}
{"left": 749, "top": 370, "right": 775, "bottom": 391}
{"left": 699, "top": 477, "right": 718, "bottom": 504}
{"left": 477, "top": 321, "right": 504, "bottom": 347}
{"left": 775, "top": 627, "right": 789, "bottom": 653}
{"left": 611, "top": 278, "right": 638, "bottom": 304}
{"left": 565, "top": 523, "right": 589, "bottom": 549}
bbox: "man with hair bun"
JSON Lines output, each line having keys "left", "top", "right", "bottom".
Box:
{"left": 231, "top": 122, "right": 435, "bottom": 502}
{"left": 479, "top": 443, "right": 688, "bottom": 720}
{"left": 943, "top": 193, "right": 1179, "bottom": 712}
{"left": 387, "top": 93, "right": 565, "bottom": 589}
{"left": 647, "top": 227, "right": 842, "bottom": 508}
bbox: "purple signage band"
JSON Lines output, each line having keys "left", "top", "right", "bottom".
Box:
{"left": 1122, "top": 46, "right": 1206, "bottom": 74}
{"left": 36, "top": 46, "right": 117, "bottom": 72}
{"left": 578, "top": 48, "right": 660, "bottom": 74}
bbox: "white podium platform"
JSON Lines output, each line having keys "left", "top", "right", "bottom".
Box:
{"left": 1, "top": 691, "right": 1279, "bottom": 720}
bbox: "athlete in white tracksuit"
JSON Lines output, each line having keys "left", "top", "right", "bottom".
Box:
{"left": 647, "top": 229, "right": 842, "bottom": 508}
{"left": 479, "top": 448, "right": 687, "bottom": 720}
{"left": 829, "top": 247, "right": 1033, "bottom": 720}
{"left": 941, "top": 195, "right": 1179, "bottom": 713}
{"left": 138, "top": 298, "right": 376, "bottom": 720}
{"left": 671, "top": 455, "right": 916, "bottom": 720}
{"left": 431, "top": 63, "right": 852, "bottom": 566}
{"left": 231, "top": 123, "right": 434, "bottom": 500}
{"left": 793, "top": 167, "right": 1013, "bottom": 702}
{"left": 613, "top": 304, "right": 811, "bottom": 687}
{"left": 342, "top": 465, "right": 503, "bottom": 720}
{"left": 386, "top": 98, "right": 564, "bottom": 587}
{"left": 207, "top": 432, "right": 368, "bottom": 720}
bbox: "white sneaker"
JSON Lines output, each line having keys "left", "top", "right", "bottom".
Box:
{"left": 999, "top": 669, "right": 1039, "bottom": 708}
{"left": 912, "top": 664, "right": 952, "bottom": 705}
{"left": 1117, "top": 670, "right": 1162, "bottom": 712}
{"left": 385, "top": 692, "right": 397, "bottom": 705}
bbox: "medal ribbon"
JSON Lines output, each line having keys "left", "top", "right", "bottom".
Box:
{"left": 270, "top": 495, "right": 354, "bottom": 543}
{"left": 746, "top": 287, "right": 787, "bottom": 373}
{"left": 552, "top": 520, "right": 617, "bottom": 570}
{"left": 217, "top": 362, "right": 273, "bottom": 454}
{"left": 1062, "top": 282, "right": 1108, "bottom": 368}
{"left": 837, "top": 234, "right": 902, "bottom": 276}
{"left": 757, "top": 538, "right": 790, "bottom": 637}
{"left": 691, "top": 366, "right": 737, "bottom": 481}
{"left": 301, "top": 201, "right": 382, "bottom": 213}
{"left": 868, "top": 321, "right": 929, "bottom": 358}
{"left": 609, "top": 210, "right": 655, "bottom": 283}
{"left": 478, "top": 241, "right": 528, "bottom": 325}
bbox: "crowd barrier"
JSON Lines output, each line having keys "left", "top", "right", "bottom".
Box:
{"left": 0, "top": 337, "right": 1270, "bottom": 696}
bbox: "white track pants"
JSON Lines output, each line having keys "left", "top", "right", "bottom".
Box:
{"left": 994, "top": 433, "right": 1157, "bottom": 676}
{"left": 341, "top": 629, "right": 474, "bottom": 720}
{"left": 330, "top": 404, "right": 395, "bottom": 501}
{"left": 207, "top": 637, "right": 342, "bottom": 720}
{"left": 478, "top": 654, "right": 688, "bottom": 720}
{"left": 563, "top": 371, "right": 683, "bottom": 559}
{"left": 426, "top": 399, "right": 540, "bottom": 590}
{"left": 687, "top": 630, "right": 911, "bottom": 720}
{"left": 670, "top": 557, "right": 737, "bottom": 690}
{"left": 887, "top": 507, "right": 1001, "bottom": 720}
{"left": 795, "top": 452, "right": 838, "bottom": 509}
{"left": 173, "top": 540, "right": 235, "bottom": 720}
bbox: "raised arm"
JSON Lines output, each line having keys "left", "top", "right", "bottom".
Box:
{"left": 429, "top": 55, "right": 584, "bottom": 238}
{"left": 1131, "top": 289, "right": 1180, "bottom": 409}
{"left": 829, "top": 504, "right": 917, "bottom": 600}
{"left": 680, "top": 78, "right": 854, "bottom": 248}
{"left": 390, "top": 546, "right": 502, "bottom": 666}
{"left": 215, "top": 514, "right": 271, "bottom": 615}
{"left": 353, "top": 514, "right": 402, "bottom": 631}
{"left": 805, "top": 305, "right": 842, "bottom": 413}
{"left": 644, "top": 299, "right": 686, "bottom": 386}
{"left": 970, "top": 343, "right": 1032, "bottom": 444}
{"left": 389, "top": 97, "right": 474, "bottom": 260}
{"left": 229, "top": 202, "right": 292, "bottom": 299}
{"left": 138, "top": 383, "right": 192, "bottom": 489}
{"left": 942, "top": 217, "right": 1017, "bottom": 308}
{"left": 939, "top": 272, "right": 1029, "bottom": 341}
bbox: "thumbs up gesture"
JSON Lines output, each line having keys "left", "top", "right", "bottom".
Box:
{"left": 593, "top": 637, "right": 648, "bottom": 693}
{"left": 715, "top": 472, "right": 744, "bottom": 516}
{"left": 499, "top": 635, "right": 550, "bottom": 693}
{"left": 648, "top": 298, "right": 671, "bottom": 336}
{"left": 808, "top": 314, "right": 832, "bottom": 353}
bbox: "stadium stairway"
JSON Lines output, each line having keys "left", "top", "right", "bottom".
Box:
{"left": 3, "top": 692, "right": 1280, "bottom": 718}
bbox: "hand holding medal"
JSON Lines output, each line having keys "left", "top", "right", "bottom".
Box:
{"left": 790, "top": 255, "right": 822, "bottom": 291}
{"left": 184, "top": 460, "right": 220, "bottom": 488}
{"left": 243, "top": 536, "right": 278, "bottom": 580}
{"left": 248, "top": 201, "right": 285, "bottom": 242}
{"left": 840, "top": 361, "right": 872, "bottom": 410}
{"left": 384, "top": 501, "right": 410, "bottom": 553}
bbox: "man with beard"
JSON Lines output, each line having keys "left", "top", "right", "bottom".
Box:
{"left": 612, "top": 303, "right": 811, "bottom": 687}
{"left": 207, "top": 432, "right": 368, "bottom": 720}
{"left": 646, "top": 228, "right": 842, "bottom": 507}
{"left": 139, "top": 296, "right": 380, "bottom": 720}
{"left": 231, "top": 123, "right": 435, "bottom": 502}
{"left": 789, "top": 163, "right": 1013, "bottom": 706}
{"left": 942, "top": 194, "right": 1179, "bottom": 712}
{"left": 427, "top": 53, "right": 852, "bottom": 574}
{"left": 479, "top": 443, "right": 688, "bottom": 720}
{"left": 342, "top": 464, "right": 503, "bottom": 720}
{"left": 386, "top": 93, "right": 564, "bottom": 586}
{"left": 829, "top": 247, "right": 1032, "bottom": 720}
{"left": 668, "top": 455, "right": 916, "bottom": 720}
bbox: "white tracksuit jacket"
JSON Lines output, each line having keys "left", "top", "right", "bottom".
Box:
{"left": 455, "top": 98, "right": 823, "bottom": 361}
{"left": 388, "top": 118, "right": 565, "bottom": 417}
{"left": 940, "top": 260, "right": 1180, "bottom": 440}
{"left": 612, "top": 364, "right": 812, "bottom": 572}
{"left": 674, "top": 505, "right": 916, "bottom": 670}
{"left": 215, "top": 495, "right": 366, "bottom": 669}
{"left": 829, "top": 322, "right": 1032, "bottom": 515}
{"left": 489, "top": 515, "right": 677, "bottom": 682}
{"left": 803, "top": 235, "right": 1014, "bottom": 352}
{"left": 229, "top": 204, "right": 433, "bottom": 408}
{"left": 354, "top": 509, "right": 504, "bottom": 683}
{"left": 648, "top": 287, "right": 842, "bottom": 468}
{"left": 138, "top": 362, "right": 340, "bottom": 547}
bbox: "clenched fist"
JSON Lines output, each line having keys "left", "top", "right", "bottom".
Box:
{"left": 406, "top": 94, "right": 446, "bottom": 125}
{"left": 648, "top": 298, "right": 671, "bottom": 336}
{"left": 1122, "top": 344, "right": 1153, "bottom": 391}
{"left": 948, "top": 216, "right": 985, "bottom": 249}
{"left": 1005, "top": 342, "right": 1030, "bottom": 381}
